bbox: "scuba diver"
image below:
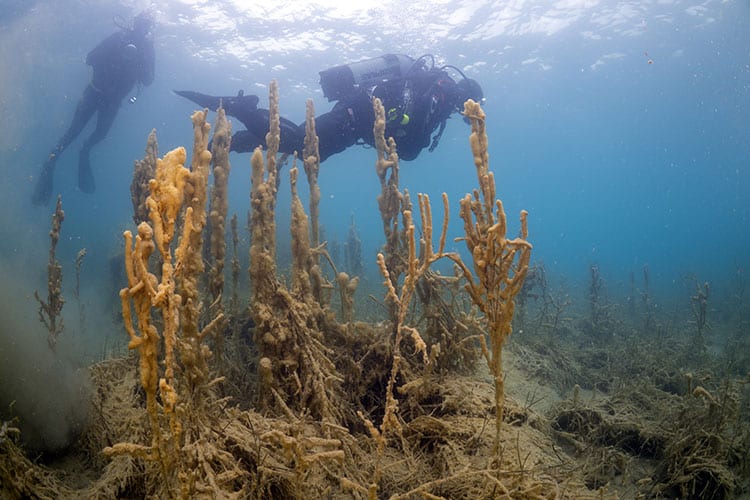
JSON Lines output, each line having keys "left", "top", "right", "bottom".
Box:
{"left": 174, "top": 54, "right": 483, "bottom": 163}
{"left": 32, "top": 11, "right": 156, "bottom": 206}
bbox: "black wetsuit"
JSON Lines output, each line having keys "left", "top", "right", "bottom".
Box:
{"left": 175, "top": 63, "right": 462, "bottom": 163}
{"left": 32, "top": 24, "right": 155, "bottom": 205}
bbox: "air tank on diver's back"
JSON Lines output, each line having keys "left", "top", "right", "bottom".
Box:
{"left": 318, "top": 54, "right": 416, "bottom": 101}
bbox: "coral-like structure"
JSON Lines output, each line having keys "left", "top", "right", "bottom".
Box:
{"left": 229, "top": 213, "right": 240, "bottom": 315}
{"left": 208, "top": 106, "right": 232, "bottom": 312}
{"left": 249, "top": 81, "right": 345, "bottom": 424}
{"left": 302, "top": 100, "right": 326, "bottom": 302}
{"left": 345, "top": 213, "right": 364, "bottom": 278}
{"left": 353, "top": 97, "right": 453, "bottom": 498}
{"left": 13, "top": 84, "right": 706, "bottom": 500}
{"left": 131, "top": 129, "right": 158, "bottom": 225}
{"left": 177, "top": 110, "right": 222, "bottom": 395}
{"left": 110, "top": 144, "right": 189, "bottom": 484}
{"left": 446, "top": 99, "right": 532, "bottom": 456}
{"left": 73, "top": 247, "right": 87, "bottom": 337}
{"left": 107, "top": 111, "right": 228, "bottom": 494}
{"left": 34, "top": 195, "right": 65, "bottom": 350}
{"left": 373, "top": 98, "right": 410, "bottom": 308}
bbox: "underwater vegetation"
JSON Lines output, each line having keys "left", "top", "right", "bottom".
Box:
{"left": 1, "top": 82, "right": 749, "bottom": 499}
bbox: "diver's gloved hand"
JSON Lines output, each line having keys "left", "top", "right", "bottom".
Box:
{"left": 31, "top": 155, "right": 56, "bottom": 206}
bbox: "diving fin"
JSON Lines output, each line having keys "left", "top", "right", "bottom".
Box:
{"left": 32, "top": 155, "right": 57, "bottom": 206}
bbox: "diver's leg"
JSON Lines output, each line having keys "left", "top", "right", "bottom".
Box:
{"left": 313, "top": 99, "right": 372, "bottom": 162}
{"left": 279, "top": 117, "right": 305, "bottom": 157}
{"left": 229, "top": 130, "right": 263, "bottom": 153}
{"left": 33, "top": 86, "right": 99, "bottom": 205}
{"left": 230, "top": 110, "right": 305, "bottom": 157}
{"left": 246, "top": 109, "right": 305, "bottom": 156}
{"left": 54, "top": 85, "right": 100, "bottom": 156}
{"left": 78, "top": 98, "right": 120, "bottom": 193}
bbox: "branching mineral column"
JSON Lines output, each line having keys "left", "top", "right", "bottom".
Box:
{"left": 345, "top": 214, "right": 364, "bottom": 278}
{"left": 117, "top": 221, "right": 164, "bottom": 462}
{"left": 302, "top": 99, "right": 326, "bottom": 303}
{"left": 35, "top": 195, "right": 65, "bottom": 350}
{"left": 208, "top": 106, "right": 232, "bottom": 311}
{"left": 115, "top": 148, "right": 189, "bottom": 488}
{"left": 175, "top": 110, "right": 217, "bottom": 394}
{"left": 249, "top": 82, "right": 280, "bottom": 305}
{"left": 336, "top": 272, "right": 358, "bottom": 323}
{"left": 74, "top": 248, "right": 86, "bottom": 337}
{"left": 376, "top": 193, "right": 449, "bottom": 439}
{"left": 373, "top": 97, "right": 411, "bottom": 320}
{"left": 689, "top": 277, "right": 711, "bottom": 352}
{"left": 290, "top": 164, "right": 313, "bottom": 299}
{"left": 446, "top": 99, "right": 532, "bottom": 457}
{"left": 362, "top": 98, "right": 453, "bottom": 498}
{"left": 229, "top": 214, "right": 240, "bottom": 315}
{"left": 148, "top": 145, "right": 190, "bottom": 432}
{"left": 111, "top": 143, "right": 192, "bottom": 484}
{"left": 249, "top": 81, "right": 343, "bottom": 423}
{"left": 131, "top": 129, "right": 158, "bottom": 225}
{"left": 108, "top": 114, "right": 228, "bottom": 495}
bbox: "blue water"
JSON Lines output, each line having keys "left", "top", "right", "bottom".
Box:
{"left": 0, "top": 0, "right": 748, "bottom": 360}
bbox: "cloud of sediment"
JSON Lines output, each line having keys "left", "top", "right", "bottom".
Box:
{"left": 0, "top": 262, "right": 91, "bottom": 455}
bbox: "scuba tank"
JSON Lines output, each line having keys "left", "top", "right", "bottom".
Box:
{"left": 319, "top": 54, "right": 416, "bottom": 102}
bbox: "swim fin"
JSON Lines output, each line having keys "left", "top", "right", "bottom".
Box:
{"left": 32, "top": 155, "right": 56, "bottom": 206}
{"left": 174, "top": 89, "right": 304, "bottom": 156}
{"left": 230, "top": 129, "right": 263, "bottom": 153}
{"left": 173, "top": 89, "right": 259, "bottom": 114}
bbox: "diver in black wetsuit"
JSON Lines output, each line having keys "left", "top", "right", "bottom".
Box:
{"left": 32, "top": 11, "right": 156, "bottom": 206}
{"left": 174, "top": 54, "right": 483, "bottom": 163}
